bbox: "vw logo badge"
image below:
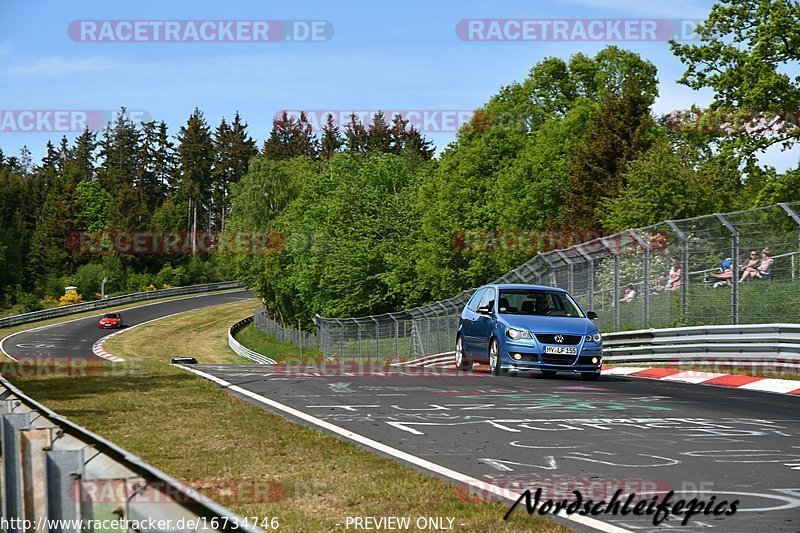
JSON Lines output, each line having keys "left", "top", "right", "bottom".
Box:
{"left": 554, "top": 334, "right": 564, "bottom": 343}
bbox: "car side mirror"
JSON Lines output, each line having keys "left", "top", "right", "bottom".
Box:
{"left": 477, "top": 304, "right": 492, "bottom": 315}
{"left": 587, "top": 311, "right": 598, "bottom": 320}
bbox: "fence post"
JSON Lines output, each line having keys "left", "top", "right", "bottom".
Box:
{"left": 665, "top": 221, "right": 689, "bottom": 324}
{"left": 629, "top": 230, "right": 651, "bottom": 328}
{"left": 576, "top": 246, "right": 594, "bottom": 311}
{"left": 337, "top": 319, "right": 344, "bottom": 357}
{"left": 370, "top": 317, "right": 380, "bottom": 361}
{"left": 555, "top": 250, "right": 575, "bottom": 293}
{"left": 779, "top": 203, "right": 800, "bottom": 285}
{"left": 357, "top": 321, "right": 362, "bottom": 358}
{"left": 313, "top": 314, "right": 325, "bottom": 358}
{"left": 716, "top": 213, "right": 739, "bottom": 324}
{"left": 390, "top": 314, "right": 400, "bottom": 361}
{"left": 538, "top": 252, "right": 557, "bottom": 287}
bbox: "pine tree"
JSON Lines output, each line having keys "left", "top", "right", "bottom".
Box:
{"left": 176, "top": 108, "right": 215, "bottom": 243}
{"left": 367, "top": 111, "right": 392, "bottom": 154}
{"left": 262, "top": 111, "right": 317, "bottom": 160}
{"left": 320, "top": 113, "right": 344, "bottom": 159}
{"left": 344, "top": 113, "right": 368, "bottom": 154}
{"left": 212, "top": 112, "right": 256, "bottom": 229}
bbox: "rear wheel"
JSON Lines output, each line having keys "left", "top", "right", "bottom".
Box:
{"left": 489, "top": 338, "right": 505, "bottom": 376}
{"left": 581, "top": 372, "right": 600, "bottom": 381}
{"left": 454, "top": 336, "right": 473, "bottom": 371}
{"left": 541, "top": 370, "right": 558, "bottom": 378}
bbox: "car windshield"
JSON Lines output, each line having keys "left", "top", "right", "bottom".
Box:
{"left": 103, "top": 313, "right": 119, "bottom": 319}
{"left": 498, "top": 289, "right": 584, "bottom": 318}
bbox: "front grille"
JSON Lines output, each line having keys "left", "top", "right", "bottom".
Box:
{"left": 535, "top": 334, "right": 582, "bottom": 345}
{"left": 540, "top": 353, "right": 579, "bottom": 365}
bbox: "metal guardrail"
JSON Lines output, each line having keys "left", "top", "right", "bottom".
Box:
{"left": 395, "top": 323, "right": 800, "bottom": 371}
{"left": 0, "top": 376, "right": 258, "bottom": 532}
{"left": 229, "top": 316, "right": 276, "bottom": 364}
{"left": 602, "top": 323, "right": 800, "bottom": 369}
{"left": 0, "top": 282, "right": 242, "bottom": 330}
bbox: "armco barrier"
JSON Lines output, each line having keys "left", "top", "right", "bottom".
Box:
{"left": 0, "top": 376, "right": 258, "bottom": 532}
{"left": 0, "top": 281, "right": 242, "bottom": 329}
{"left": 402, "top": 323, "right": 800, "bottom": 371}
{"left": 229, "top": 316, "right": 276, "bottom": 364}
{"left": 603, "top": 323, "right": 800, "bottom": 370}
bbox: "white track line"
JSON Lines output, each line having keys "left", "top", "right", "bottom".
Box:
{"left": 180, "top": 365, "right": 630, "bottom": 533}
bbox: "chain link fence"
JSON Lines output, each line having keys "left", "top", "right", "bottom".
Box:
{"left": 312, "top": 202, "right": 800, "bottom": 360}
{"left": 254, "top": 307, "right": 317, "bottom": 352}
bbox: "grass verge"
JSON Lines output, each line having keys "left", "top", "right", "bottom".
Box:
{"left": 234, "top": 323, "right": 321, "bottom": 363}
{"left": 9, "top": 299, "right": 566, "bottom": 532}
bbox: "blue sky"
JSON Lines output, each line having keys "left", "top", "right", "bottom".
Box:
{"left": 1, "top": 0, "right": 797, "bottom": 171}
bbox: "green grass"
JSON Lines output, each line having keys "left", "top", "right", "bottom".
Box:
{"left": 8, "top": 299, "right": 566, "bottom": 532}
{"left": 591, "top": 278, "right": 800, "bottom": 331}
{"left": 234, "top": 323, "right": 322, "bottom": 363}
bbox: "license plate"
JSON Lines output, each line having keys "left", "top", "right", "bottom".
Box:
{"left": 545, "top": 346, "right": 577, "bottom": 355}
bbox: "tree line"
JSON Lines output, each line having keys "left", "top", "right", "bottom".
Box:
{"left": 2, "top": 0, "right": 798, "bottom": 323}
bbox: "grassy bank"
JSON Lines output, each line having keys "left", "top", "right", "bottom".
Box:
{"left": 234, "top": 322, "right": 322, "bottom": 363}
{"left": 8, "top": 299, "right": 565, "bottom": 532}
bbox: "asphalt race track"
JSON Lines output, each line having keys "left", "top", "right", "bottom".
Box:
{"left": 191, "top": 364, "right": 800, "bottom": 533}
{"left": 0, "top": 290, "right": 253, "bottom": 361}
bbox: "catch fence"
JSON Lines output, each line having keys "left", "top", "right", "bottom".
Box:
{"left": 248, "top": 203, "right": 800, "bottom": 361}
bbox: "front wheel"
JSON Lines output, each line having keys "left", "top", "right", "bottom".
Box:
{"left": 454, "top": 336, "right": 473, "bottom": 371}
{"left": 489, "top": 338, "right": 505, "bottom": 376}
{"left": 581, "top": 373, "right": 600, "bottom": 381}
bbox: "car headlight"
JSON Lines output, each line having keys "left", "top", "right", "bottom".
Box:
{"left": 506, "top": 327, "right": 532, "bottom": 340}
{"left": 585, "top": 333, "right": 603, "bottom": 344}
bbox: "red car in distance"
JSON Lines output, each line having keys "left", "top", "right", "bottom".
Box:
{"left": 98, "top": 312, "right": 124, "bottom": 329}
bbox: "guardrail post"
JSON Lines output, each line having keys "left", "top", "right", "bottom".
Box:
{"left": 716, "top": 213, "right": 739, "bottom": 324}
{"left": 2, "top": 411, "right": 31, "bottom": 527}
{"left": 47, "top": 449, "right": 84, "bottom": 528}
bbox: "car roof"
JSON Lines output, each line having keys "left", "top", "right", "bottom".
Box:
{"left": 479, "top": 283, "right": 568, "bottom": 292}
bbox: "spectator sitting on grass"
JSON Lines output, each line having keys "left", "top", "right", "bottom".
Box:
{"left": 665, "top": 257, "right": 682, "bottom": 291}
{"left": 709, "top": 257, "right": 733, "bottom": 287}
{"left": 621, "top": 285, "right": 637, "bottom": 303}
{"left": 740, "top": 250, "right": 760, "bottom": 273}
{"left": 650, "top": 275, "right": 667, "bottom": 294}
{"left": 741, "top": 248, "right": 773, "bottom": 282}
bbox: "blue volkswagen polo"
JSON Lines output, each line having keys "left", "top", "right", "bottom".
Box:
{"left": 454, "top": 284, "right": 602, "bottom": 380}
